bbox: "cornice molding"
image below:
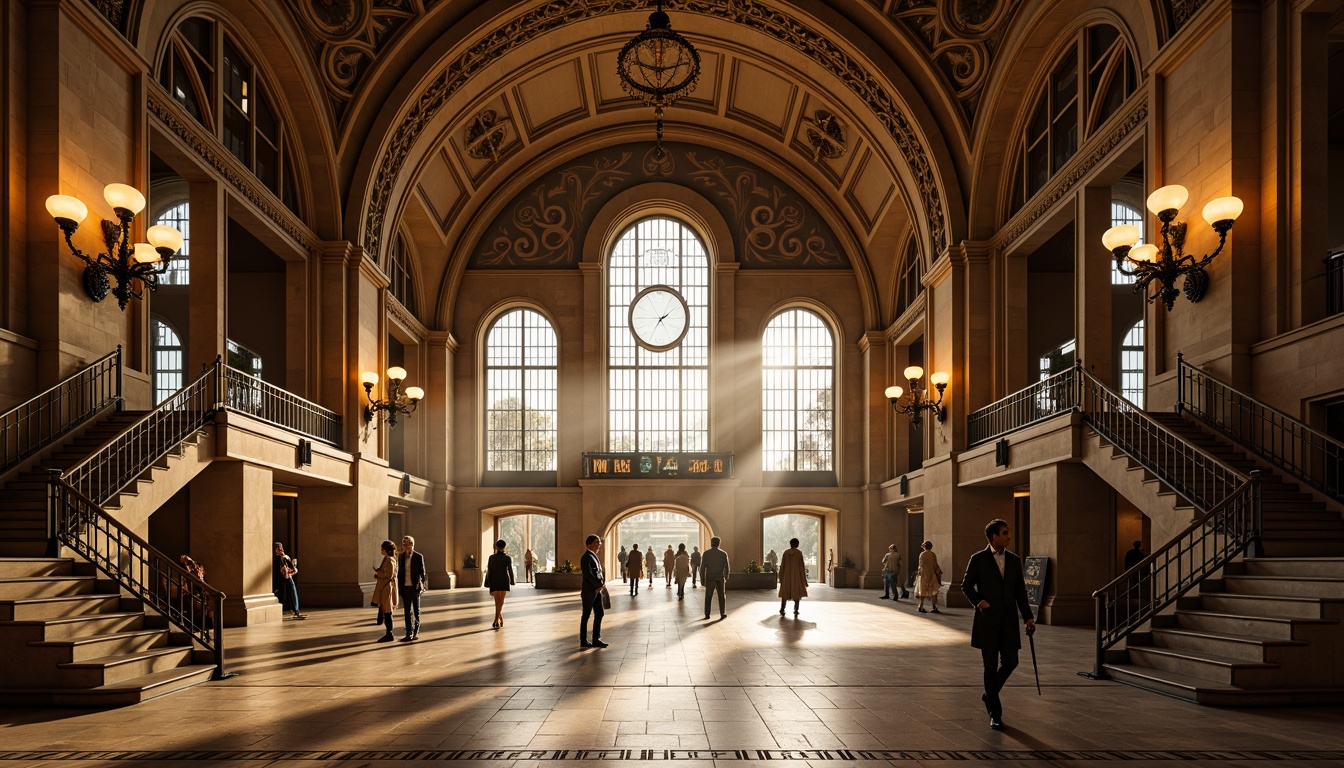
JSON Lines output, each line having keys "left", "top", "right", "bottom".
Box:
{"left": 388, "top": 295, "right": 429, "bottom": 339}
{"left": 889, "top": 292, "right": 925, "bottom": 342}
{"left": 857, "top": 330, "right": 886, "bottom": 354}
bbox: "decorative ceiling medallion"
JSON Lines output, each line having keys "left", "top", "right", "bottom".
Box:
{"left": 803, "top": 109, "right": 846, "bottom": 162}
{"left": 464, "top": 110, "right": 511, "bottom": 163}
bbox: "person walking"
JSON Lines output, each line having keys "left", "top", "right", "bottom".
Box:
{"left": 961, "top": 519, "right": 1036, "bottom": 731}
{"left": 645, "top": 547, "right": 657, "bottom": 588}
{"left": 272, "top": 542, "right": 306, "bottom": 620}
{"left": 371, "top": 540, "right": 398, "bottom": 642}
{"left": 626, "top": 544, "right": 644, "bottom": 595}
{"left": 619, "top": 545, "right": 628, "bottom": 583}
{"left": 398, "top": 536, "right": 427, "bottom": 641}
{"left": 777, "top": 538, "right": 808, "bottom": 616}
{"left": 700, "top": 536, "right": 730, "bottom": 619}
{"left": 663, "top": 545, "right": 676, "bottom": 588}
{"left": 672, "top": 543, "right": 690, "bottom": 600}
{"left": 916, "top": 540, "right": 943, "bottom": 614}
{"left": 689, "top": 546, "right": 701, "bottom": 588}
{"left": 881, "top": 544, "right": 903, "bottom": 601}
{"left": 524, "top": 548, "right": 535, "bottom": 584}
{"left": 485, "top": 539, "right": 515, "bottom": 629}
{"left": 579, "top": 534, "right": 609, "bottom": 648}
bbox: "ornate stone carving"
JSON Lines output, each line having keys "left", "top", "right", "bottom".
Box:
{"left": 147, "top": 85, "right": 320, "bottom": 257}
{"left": 364, "top": 0, "right": 948, "bottom": 263}
{"left": 464, "top": 110, "right": 511, "bottom": 163}
{"left": 283, "top": 0, "right": 425, "bottom": 123}
{"left": 803, "top": 109, "right": 846, "bottom": 162}
{"left": 387, "top": 294, "right": 427, "bottom": 337}
{"left": 996, "top": 96, "right": 1148, "bottom": 250}
{"left": 881, "top": 0, "right": 1019, "bottom": 125}
{"left": 86, "top": 0, "right": 126, "bottom": 30}
{"left": 1168, "top": 0, "right": 1209, "bottom": 31}
{"left": 471, "top": 142, "right": 845, "bottom": 270}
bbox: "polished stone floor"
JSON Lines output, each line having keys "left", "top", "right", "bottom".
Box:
{"left": 1, "top": 581, "right": 1342, "bottom": 766}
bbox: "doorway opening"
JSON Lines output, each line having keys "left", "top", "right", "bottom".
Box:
{"left": 762, "top": 512, "right": 823, "bottom": 583}
{"left": 612, "top": 510, "right": 705, "bottom": 578}
{"left": 495, "top": 513, "right": 556, "bottom": 576}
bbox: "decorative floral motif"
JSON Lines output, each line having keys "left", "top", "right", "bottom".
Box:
{"left": 803, "top": 109, "right": 846, "bottom": 162}
{"left": 464, "top": 110, "right": 511, "bottom": 163}
{"left": 470, "top": 143, "right": 844, "bottom": 270}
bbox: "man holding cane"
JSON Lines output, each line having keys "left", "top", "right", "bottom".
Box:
{"left": 961, "top": 519, "right": 1035, "bottom": 731}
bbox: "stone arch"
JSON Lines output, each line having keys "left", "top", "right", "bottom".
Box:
{"left": 602, "top": 503, "right": 714, "bottom": 581}
{"left": 761, "top": 504, "right": 841, "bottom": 585}
{"left": 477, "top": 503, "right": 558, "bottom": 575}
{"left": 473, "top": 301, "right": 562, "bottom": 483}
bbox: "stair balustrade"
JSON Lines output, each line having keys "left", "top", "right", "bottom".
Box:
{"left": 222, "top": 364, "right": 341, "bottom": 446}
{"left": 1, "top": 347, "right": 121, "bottom": 475}
{"left": 1177, "top": 353, "right": 1344, "bottom": 503}
{"left": 967, "top": 366, "right": 1079, "bottom": 446}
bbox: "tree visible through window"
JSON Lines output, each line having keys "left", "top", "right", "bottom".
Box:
{"left": 485, "top": 309, "right": 558, "bottom": 471}
{"left": 762, "top": 309, "right": 834, "bottom": 472}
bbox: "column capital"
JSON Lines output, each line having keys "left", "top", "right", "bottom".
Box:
{"left": 857, "top": 331, "right": 887, "bottom": 354}
{"left": 426, "top": 331, "right": 458, "bottom": 353}
{"left": 358, "top": 251, "right": 391, "bottom": 289}
{"left": 320, "top": 240, "right": 356, "bottom": 265}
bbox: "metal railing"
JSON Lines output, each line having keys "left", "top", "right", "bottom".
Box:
{"left": 967, "top": 366, "right": 1080, "bottom": 446}
{"left": 1, "top": 347, "right": 122, "bottom": 475}
{"left": 222, "top": 365, "right": 341, "bottom": 446}
{"left": 1177, "top": 354, "right": 1344, "bottom": 503}
{"left": 48, "top": 478, "right": 226, "bottom": 679}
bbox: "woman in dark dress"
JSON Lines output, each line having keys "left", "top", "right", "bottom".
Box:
{"left": 485, "top": 539, "right": 515, "bottom": 629}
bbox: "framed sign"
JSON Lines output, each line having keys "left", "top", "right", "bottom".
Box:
{"left": 582, "top": 452, "right": 734, "bottom": 479}
{"left": 1024, "top": 556, "right": 1049, "bottom": 608}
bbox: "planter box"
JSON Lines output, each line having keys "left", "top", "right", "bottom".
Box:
{"left": 456, "top": 568, "right": 481, "bottom": 588}
{"left": 727, "top": 572, "right": 778, "bottom": 590}
{"left": 831, "top": 566, "right": 855, "bottom": 587}
{"left": 535, "top": 572, "right": 583, "bottom": 590}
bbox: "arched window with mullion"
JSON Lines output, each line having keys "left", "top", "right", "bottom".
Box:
{"left": 485, "top": 309, "right": 558, "bottom": 474}
{"left": 762, "top": 309, "right": 835, "bottom": 474}
{"left": 151, "top": 318, "right": 185, "bottom": 405}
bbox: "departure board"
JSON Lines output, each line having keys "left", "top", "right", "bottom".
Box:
{"left": 582, "top": 452, "right": 734, "bottom": 479}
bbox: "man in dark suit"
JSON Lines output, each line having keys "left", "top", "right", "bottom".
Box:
{"left": 961, "top": 518, "right": 1036, "bottom": 731}
{"left": 580, "top": 534, "right": 609, "bottom": 648}
{"left": 398, "top": 536, "right": 428, "bottom": 641}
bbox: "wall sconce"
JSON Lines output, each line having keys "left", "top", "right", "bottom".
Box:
{"left": 360, "top": 367, "right": 424, "bottom": 428}
{"left": 1102, "top": 184, "right": 1243, "bottom": 311}
{"left": 45, "top": 184, "right": 184, "bottom": 311}
{"left": 885, "top": 366, "right": 948, "bottom": 426}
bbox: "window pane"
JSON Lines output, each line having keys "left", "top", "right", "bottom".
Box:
{"left": 762, "top": 309, "right": 834, "bottom": 472}
{"left": 153, "top": 202, "right": 191, "bottom": 286}
{"left": 1110, "top": 202, "right": 1143, "bottom": 285}
{"left": 223, "top": 103, "right": 249, "bottom": 165}
{"left": 151, "top": 319, "right": 184, "bottom": 405}
{"left": 1121, "top": 319, "right": 1145, "bottom": 408}
{"left": 486, "top": 309, "right": 558, "bottom": 471}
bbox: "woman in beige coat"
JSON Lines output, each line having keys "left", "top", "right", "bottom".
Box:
{"left": 372, "top": 540, "right": 399, "bottom": 642}
{"left": 777, "top": 538, "right": 809, "bottom": 616}
{"left": 915, "top": 540, "right": 943, "bottom": 614}
{"left": 672, "top": 543, "right": 691, "bottom": 600}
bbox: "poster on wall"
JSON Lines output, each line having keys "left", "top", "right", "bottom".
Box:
{"left": 1024, "top": 556, "right": 1049, "bottom": 608}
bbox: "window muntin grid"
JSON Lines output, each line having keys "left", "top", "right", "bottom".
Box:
{"left": 486, "top": 308, "right": 558, "bottom": 471}
{"left": 1111, "top": 202, "right": 1143, "bottom": 285}
{"left": 762, "top": 309, "right": 835, "bottom": 471}
{"left": 151, "top": 319, "right": 184, "bottom": 405}
{"left": 154, "top": 202, "right": 190, "bottom": 285}
{"left": 387, "top": 235, "right": 416, "bottom": 314}
{"left": 607, "top": 218, "right": 710, "bottom": 452}
{"left": 1121, "top": 319, "right": 1145, "bottom": 408}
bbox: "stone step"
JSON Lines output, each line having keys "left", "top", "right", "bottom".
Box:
{"left": 28, "top": 628, "right": 169, "bottom": 663}
{"left": 1262, "top": 519, "right": 1344, "bottom": 532}
{"left": 1257, "top": 538, "right": 1344, "bottom": 558}
{"left": 2, "top": 611, "right": 147, "bottom": 642}
{"left": 0, "top": 594, "right": 124, "bottom": 622}
{"left": 58, "top": 646, "right": 196, "bottom": 688}
{"left": 1221, "top": 575, "right": 1344, "bottom": 599}
{"left": 0, "top": 559, "right": 70, "bottom": 580}
{"left": 48, "top": 663, "right": 217, "bottom": 708}
{"left": 1102, "top": 664, "right": 1344, "bottom": 706}
{"left": 1230, "top": 558, "right": 1344, "bottom": 579}
{"left": 0, "top": 541, "right": 55, "bottom": 558}
{"left": 1173, "top": 608, "right": 1339, "bottom": 641}
{"left": 1198, "top": 592, "right": 1344, "bottom": 621}
{"left": 1148, "top": 627, "right": 1305, "bottom": 662}
{"left": 0, "top": 576, "right": 96, "bottom": 600}
{"left": 1123, "top": 645, "right": 1278, "bottom": 687}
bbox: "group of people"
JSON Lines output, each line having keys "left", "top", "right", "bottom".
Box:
{"left": 619, "top": 543, "right": 705, "bottom": 597}
{"left": 369, "top": 536, "right": 429, "bottom": 642}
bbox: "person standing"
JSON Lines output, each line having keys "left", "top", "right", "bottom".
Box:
{"left": 485, "top": 539, "right": 515, "bottom": 629}
{"left": 689, "top": 546, "right": 701, "bottom": 588}
{"left": 524, "top": 548, "right": 535, "bottom": 584}
{"left": 663, "top": 545, "right": 676, "bottom": 588}
{"left": 272, "top": 542, "right": 305, "bottom": 620}
{"left": 1124, "top": 540, "right": 1146, "bottom": 571}
{"left": 700, "top": 536, "right": 730, "bottom": 619}
{"left": 371, "top": 540, "right": 398, "bottom": 642}
{"left": 672, "top": 543, "right": 690, "bottom": 600}
{"left": 619, "top": 545, "right": 628, "bottom": 583}
{"left": 398, "top": 536, "right": 427, "bottom": 641}
{"left": 645, "top": 547, "right": 657, "bottom": 588}
{"left": 777, "top": 538, "right": 808, "bottom": 616}
{"left": 881, "top": 544, "right": 903, "bottom": 601}
{"left": 764, "top": 549, "right": 778, "bottom": 573}
{"left": 579, "top": 534, "right": 609, "bottom": 648}
{"left": 961, "top": 519, "right": 1036, "bottom": 731}
{"left": 915, "top": 540, "right": 943, "bottom": 614}
{"left": 626, "top": 544, "right": 644, "bottom": 595}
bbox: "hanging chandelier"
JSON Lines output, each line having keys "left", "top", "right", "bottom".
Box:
{"left": 616, "top": 0, "right": 701, "bottom": 158}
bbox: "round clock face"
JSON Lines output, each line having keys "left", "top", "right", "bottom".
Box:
{"left": 628, "top": 285, "right": 690, "bottom": 351}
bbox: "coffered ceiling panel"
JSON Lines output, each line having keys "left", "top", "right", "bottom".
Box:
{"left": 447, "top": 96, "right": 520, "bottom": 186}
{"left": 513, "top": 59, "right": 591, "bottom": 138}
{"left": 725, "top": 60, "right": 797, "bottom": 139}
{"left": 843, "top": 149, "right": 896, "bottom": 234}
{"left": 790, "top": 94, "right": 858, "bottom": 187}
{"left": 415, "top": 147, "right": 465, "bottom": 233}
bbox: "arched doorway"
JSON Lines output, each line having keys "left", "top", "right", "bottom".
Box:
{"left": 763, "top": 512, "right": 824, "bottom": 584}
{"left": 610, "top": 510, "right": 705, "bottom": 580}
{"left": 495, "top": 513, "right": 556, "bottom": 580}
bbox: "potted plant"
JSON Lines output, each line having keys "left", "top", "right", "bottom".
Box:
{"left": 729, "top": 559, "right": 777, "bottom": 589}
{"left": 535, "top": 560, "right": 583, "bottom": 590}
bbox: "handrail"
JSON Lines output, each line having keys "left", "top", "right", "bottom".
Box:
{"left": 221, "top": 365, "right": 341, "bottom": 446}
{"left": 48, "top": 476, "right": 227, "bottom": 679}
{"left": 1177, "top": 353, "right": 1344, "bottom": 503}
{"left": 967, "top": 366, "right": 1080, "bottom": 446}
{"left": 1, "top": 347, "right": 122, "bottom": 475}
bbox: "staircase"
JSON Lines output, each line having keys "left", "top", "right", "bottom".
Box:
{"left": 1092, "top": 413, "right": 1344, "bottom": 705}
{"left": 0, "top": 557, "right": 216, "bottom": 706}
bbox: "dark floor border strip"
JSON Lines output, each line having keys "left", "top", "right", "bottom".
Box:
{"left": 2, "top": 749, "right": 1342, "bottom": 761}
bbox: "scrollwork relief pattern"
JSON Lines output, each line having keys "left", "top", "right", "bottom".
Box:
{"left": 366, "top": 0, "right": 947, "bottom": 263}
{"left": 87, "top": 0, "right": 126, "bottom": 30}
{"left": 470, "top": 143, "right": 845, "bottom": 269}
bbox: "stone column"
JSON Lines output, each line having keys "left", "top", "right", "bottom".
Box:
{"left": 860, "top": 331, "right": 894, "bottom": 587}
{"left": 1029, "top": 463, "right": 1114, "bottom": 624}
{"left": 1076, "top": 186, "right": 1114, "bottom": 384}
{"left": 187, "top": 180, "right": 226, "bottom": 372}
{"left": 418, "top": 331, "right": 456, "bottom": 588}
{"left": 190, "top": 461, "right": 282, "bottom": 626}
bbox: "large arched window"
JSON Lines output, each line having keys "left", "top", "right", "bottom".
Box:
{"left": 157, "top": 16, "right": 302, "bottom": 214}
{"left": 895, "top": 240, "right": 924, "bottom": 317}
{"left": 762, "top": 309, "right": 834, "bottom": 472}
{"left": 607, "top": 217, "right": 710, "bottom": 452}
{"left": 151, "top": 318, "right": 184, "bottom": 405}
{"left": 1120, "top": 319, "right": 1145, "bottom": 408}
{"left": 485, "top": 308, "right": 558, "bottom": 472}
{"left": 153, "top": 202, "right": 190, "bottom": 285}
{"left": 387, "top": 234, "right": 417, "bottom": 314}
{"left": 1010, "top": 24, "right": 1138, "bottom": 213}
